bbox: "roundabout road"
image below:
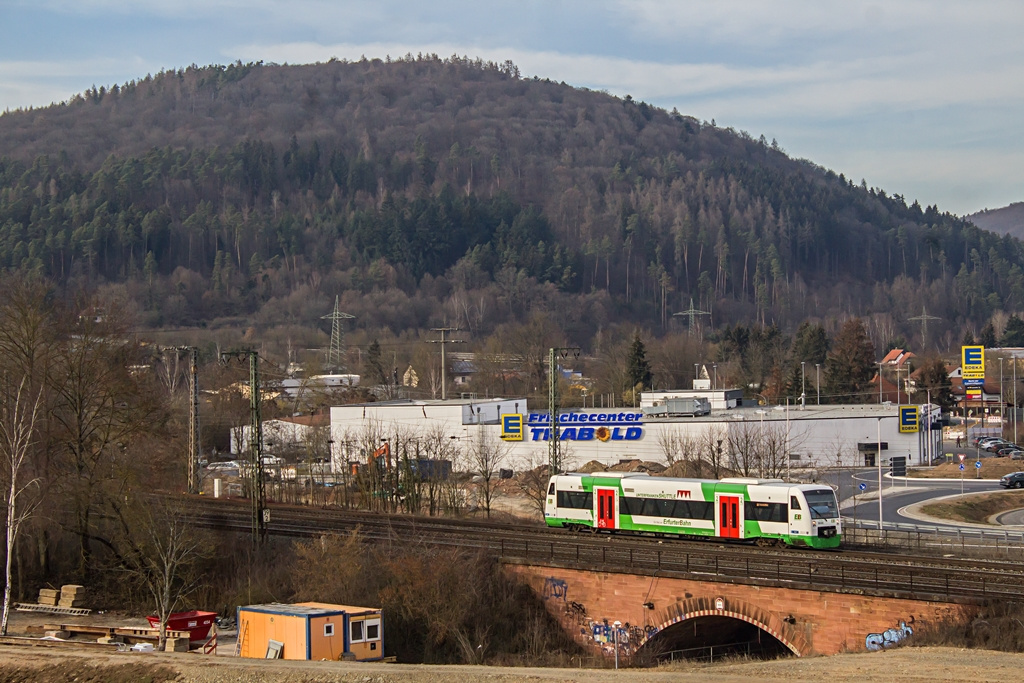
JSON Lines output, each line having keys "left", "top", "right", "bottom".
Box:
{"left": 841, "top": 467, "right": 1004, "bottom": 529}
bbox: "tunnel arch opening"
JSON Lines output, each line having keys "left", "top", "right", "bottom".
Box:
{"left": 638, "top": 614, "right": 795, "bottom": 663}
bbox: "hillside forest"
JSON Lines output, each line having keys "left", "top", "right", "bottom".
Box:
{"left": 0, "top": 56, "right": 1022, "bottom": 402}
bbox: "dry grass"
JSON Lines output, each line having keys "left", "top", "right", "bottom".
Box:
{"left": 910, "top": 601, "right": 1024, "bottom": 652}
{"left": 919, "top": 490, "right": 1024, "bottom": 524}
{"left": 910, "top": 456, "right": 1023, "bottom": 479}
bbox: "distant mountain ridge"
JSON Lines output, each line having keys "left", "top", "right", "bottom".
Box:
{"left": 969, "top": 202, "right": 1024, "bottom": 240}
{"left": 0, "top": 56, "right": 1020, "bottom": 348}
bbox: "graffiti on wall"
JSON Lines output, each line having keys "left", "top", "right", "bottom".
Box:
{"left": 543, "top": 577, "right": 568, "bottom": 602}
{"left": 540, "top": 575, "right": 659, "bottom": 657}
{"left": 865, "top": 619, "right": 913, "bottom": 651}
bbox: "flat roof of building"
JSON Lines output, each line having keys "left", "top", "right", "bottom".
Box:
{"left": 240, "top": 602, "right": 379, "bottom": 617}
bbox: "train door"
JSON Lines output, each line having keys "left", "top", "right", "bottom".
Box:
{"left": 595, "top": 488, "right": 617, "bottom": 530}
{"left": 716, "top": 494, "right": 741, "bottom": 539}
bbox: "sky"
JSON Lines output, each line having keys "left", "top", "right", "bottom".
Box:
{"left": 2, "top": 0, "right": 1023, "bottom": 216}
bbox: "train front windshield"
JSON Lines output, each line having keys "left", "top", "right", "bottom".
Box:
{"left": 804, "top": 489, "right": 839, "bottom": 520}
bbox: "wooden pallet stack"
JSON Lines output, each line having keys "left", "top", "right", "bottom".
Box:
{"left": 36, "top": 588, "right": 59, "bottom": 607}
{"left": 57, "top": 585, "right": 85, "bottom": 610}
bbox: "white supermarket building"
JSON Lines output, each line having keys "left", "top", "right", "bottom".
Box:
{"left": 328, "top": 389, "right": 942, "bottom": 476}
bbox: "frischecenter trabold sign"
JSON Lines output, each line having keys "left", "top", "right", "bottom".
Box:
{"left": 525, "top": 411, "right": 644, "bottom": 442}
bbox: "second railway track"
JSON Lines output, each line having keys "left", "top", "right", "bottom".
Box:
{"left": 184, "top": 497, "right": 1024, "bottom": 602}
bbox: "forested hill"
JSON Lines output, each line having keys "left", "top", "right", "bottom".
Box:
{"left": 0, "top": 56, "right": 1018, "bottom": 348}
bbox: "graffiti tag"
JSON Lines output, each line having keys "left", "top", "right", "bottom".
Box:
{"left": 543, "top": 577, "right": 568, "bottom": 602}
{"left": 865, "top": 620, "right": 913, "bottom": 651}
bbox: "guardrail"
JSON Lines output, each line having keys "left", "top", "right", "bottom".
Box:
{"left": 496, "top": 536, "right": 1024, "bottom": 601}
{"left": 843, "top": 518, "right": 1024, "bottom": 556}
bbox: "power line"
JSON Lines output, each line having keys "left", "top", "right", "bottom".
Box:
{"left": 908, "top": 305, "right": 941, "bottom": 351}
{"left": 427, "top": 327, "right": 464, "bottom": 400}
{"left": 321, "top": 295, "right": 355, "bottom": 373}
{"left": 673, "top": 298, "right": 711, "bottom": 337}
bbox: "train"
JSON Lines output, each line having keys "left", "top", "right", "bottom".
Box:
{"left": 543, "top": 472, "right": 841, "bottom": 549}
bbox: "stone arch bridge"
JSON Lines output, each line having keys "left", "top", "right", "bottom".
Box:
{"left": 508, "top": 562, "right": 968, "bottom": 660}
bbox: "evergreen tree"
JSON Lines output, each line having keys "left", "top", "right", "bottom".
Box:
{"left": 626, "top": 331, "right": 653, "bottom": 390}
{"left": 980, "top": 322, "right": 997, "bottom": 348}
{"left": 365, "top": 339, "right": 389, "bottom": 386}
{"left": 823, "top": 318, "right": 876, "bottom": 404}
{"left": 1001, "top": 315, "right": 1024, "bottom": 347}
{"left": 962, "top": 329, "right": 976, "bottom": 346}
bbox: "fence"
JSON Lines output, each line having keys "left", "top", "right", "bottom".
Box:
{"left": 843, "top": 518, "right": 1024, "bottom": 557}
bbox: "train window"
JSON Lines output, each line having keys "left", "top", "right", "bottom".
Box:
{"left": 620, "top": 497, "right": 641, "bottom": 515}
{"left": 557, "top": 491, "right": 593, "bottom": 509}
{"left": 548, "top": 482, "right": 555, "bottom": 495}
{"left": 790, "top": 496, "right": 802, "bottom": 510}
{"left": 804, "top": 489, "right": 839, "bottom": 520}
{"left": 744, "top": 501, "right": 787, "bottom": 523}
{"left": 692, "top": 501, "right": 715, "bottom": 520}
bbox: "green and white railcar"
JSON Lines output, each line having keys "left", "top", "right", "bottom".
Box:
{"left": 544, "top": 473, "right": 841, "bottom": 549}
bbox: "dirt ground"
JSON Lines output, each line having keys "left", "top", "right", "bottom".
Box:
{"left": 1, "top": 612, "right": 1023, "bottom": 682}
{"left": 1, "top": 642, "right": 1024, "bottom": 682}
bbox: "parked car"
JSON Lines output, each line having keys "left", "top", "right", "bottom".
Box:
{"left": 261, "top": 455, "right": 285, "bottom": 466}
{"left": 206, "top": 460, "right": 240, "bottom": 471}
{"left": 997, "top": 446, "right": 1021, "bottom": 457}
{"left": 999, "top": 472, "right": 1024, "bottom": 489}
{"left": 983, "top": 441, "right": 1010, "bottom": 453}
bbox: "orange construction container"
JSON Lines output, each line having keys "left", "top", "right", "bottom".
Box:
{"left": 236, "top": 602, "right": 382, "bottom": 661}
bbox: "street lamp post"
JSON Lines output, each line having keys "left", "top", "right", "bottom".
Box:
{"left": 613, "top": 620, "right": 622, "bottom": 669}
{"left": 756, "top": 409, "right": 767, "bottom": 478}
{"left": 877, "top": 417, "right": 883, "bottom": 529}
{"left": 815, "top": 363, "right": 821, "bottom": 405}
{"left": 1000, "top": 356, "right": 1005, "bottom": 428}
{"left": 878, "top": 362, "right": 884, "bottom": 404}
{"left": 801, "top": 361, "right": 806, "bottom": 408}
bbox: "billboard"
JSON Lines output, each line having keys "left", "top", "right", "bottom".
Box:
{"left": 961, "top": 345, "right": 985, "bottom": 380}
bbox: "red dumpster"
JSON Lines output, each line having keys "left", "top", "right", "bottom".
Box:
{"left": 146, "top": 610, "right": 217, "bottom": 641}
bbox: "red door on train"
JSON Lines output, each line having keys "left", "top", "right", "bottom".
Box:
{"left": 596, "top": 488, "right": 617, "bottom": 530}
{"left": 718, "top": 495, "right": 741, "bottom": 539}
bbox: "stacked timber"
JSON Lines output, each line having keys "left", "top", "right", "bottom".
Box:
{"left": 37, "top": 589, "right": 59, "bottom": 607}
{"left": 57, "top": 585, "right": 85, "bottom": 609}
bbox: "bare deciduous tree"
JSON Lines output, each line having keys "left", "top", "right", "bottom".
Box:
{"left": 0, "top": 379, "right": 42, "bottom": 635}
{"left": 468, "top": 429, "right": 511, "bottom": 518}
{"left": 113, "top": 499, "right": 212, "bottom": 651}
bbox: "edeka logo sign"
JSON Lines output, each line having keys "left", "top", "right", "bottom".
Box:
{"left": 899, "top": 405, "right": 919, "bottom": 433}
{"left": 501, "top": 414, "right": 524, "bottom": 441}
{"left": 961, "top": 345, "right": 984, "bottom": 380}
{"left": 526, "top": 412, "right": 644, "bottom": 442}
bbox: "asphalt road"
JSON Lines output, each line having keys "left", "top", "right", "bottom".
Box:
{"left": 842, "top": 468, "right": 1004, "bottom": 528}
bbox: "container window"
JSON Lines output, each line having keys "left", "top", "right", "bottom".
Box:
{"left": 350, "top": 620, "right": 364, "bottom": 643}
{"left": 324, "top": 623, "right": 334, "bottom": 637}
{"left": 366, "top": 618, "right": 381, "bottom": 641}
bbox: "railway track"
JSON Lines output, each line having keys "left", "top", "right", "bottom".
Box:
{"left": 183, "top": 497, "right": 1024, "bottom": 603}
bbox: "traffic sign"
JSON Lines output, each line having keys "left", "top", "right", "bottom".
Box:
{"left": 976, "top": 461, "right": 982, "bottom": 469}
{"left": 959, "top": 463, "right": 965, "bottom": 471}
{"left": 962, "top": 345, "right": 985, "bottom": 380}
{"left": 859, "top": 483, "right": 867, "bottom": 491}
{"left": 958, "top": 453, "right": 965, "bottom": 463}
